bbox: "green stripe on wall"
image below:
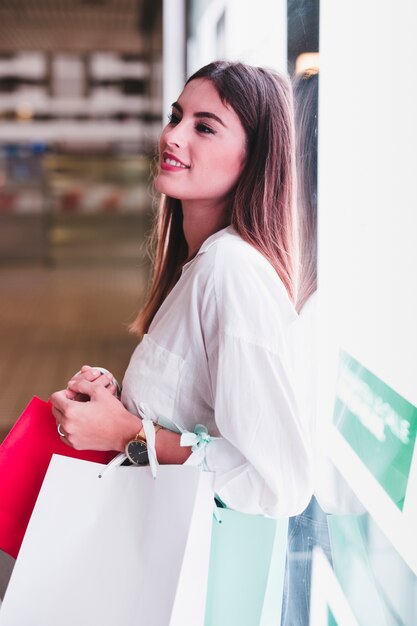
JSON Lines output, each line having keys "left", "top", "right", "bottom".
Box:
{"left": 333, "top": 351, "right": 417, "bottom": 510}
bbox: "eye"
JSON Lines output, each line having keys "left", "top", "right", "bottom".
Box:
{"left": 167, "top": 112, "right": 180, "bottom": 125}
{"left": 195, "top": 122, "right": 215, "bottom": 135}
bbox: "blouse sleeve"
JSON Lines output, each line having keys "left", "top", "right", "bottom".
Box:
{"left": 201, "top": 241, "right": 313, "bottom": 517}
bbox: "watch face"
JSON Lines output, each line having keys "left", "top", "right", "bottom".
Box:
{"left": 126, "top": 440, "right": 149, "bottom": 466}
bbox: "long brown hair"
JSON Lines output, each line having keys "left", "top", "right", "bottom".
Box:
{"left": 131, "top": 61, "right": 298, "bottom": 336}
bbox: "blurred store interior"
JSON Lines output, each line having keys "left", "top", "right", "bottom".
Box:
{"left": 0, "top": 0, "right": 163, "bottom": 435}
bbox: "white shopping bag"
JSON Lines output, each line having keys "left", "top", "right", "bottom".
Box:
{"left": 0, "top": 455, "right": 214, "bottom": 626}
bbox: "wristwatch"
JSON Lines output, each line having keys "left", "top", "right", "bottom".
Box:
{"left": 125, "top": 423, "right": 162, "bottom": 466}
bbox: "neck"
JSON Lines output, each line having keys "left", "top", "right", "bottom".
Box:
{"left": 181, "top": 199, "right": 230, "bottom": 258}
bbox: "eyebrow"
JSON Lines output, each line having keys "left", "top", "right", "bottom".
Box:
{"left": 171, "top": 101, "right": 226, "bottom": 127}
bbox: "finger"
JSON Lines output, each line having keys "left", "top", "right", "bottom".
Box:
{"left": 66, "top": 387, "right": 89, "bottom": 402}
{"left": 71, "top": 368, "right": 101, "bottom": 384}
{"left": 66, "top": 378, "right": 96, "bottom": 398}
{"left": 107, "top": 382, "right": 118, "bottom": 396}
{"left": 101, "top": 373, "right": 115, "bottom": 388}
{"left": 65, "top": 388, "right": 77, "bottom": 400}
{"left": 50, "top": 390, "right": 71, "bottom": 413}
{"left": 52, "top": 406, "right": 70, "bottom": 436}
{"left": 72, "top": 373, "right": 112, "bottom": 390}
{"left": 59, "top": 429, "right": 73, "bottom": 448}
{"left": 101, "top": 376, "right": 120, "bottom": 398}
{"left": 51, "top": 404, "right": 64, "bottom": 423}
{"left": 80, "top": 365, "right": 92, "bottom": 372}
{"left": 85, "top": 369, "right": 103, "bottom": 382}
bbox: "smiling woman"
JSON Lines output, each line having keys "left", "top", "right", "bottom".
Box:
{"left": 49, "top": 60, "right": 312, "bottom": 519}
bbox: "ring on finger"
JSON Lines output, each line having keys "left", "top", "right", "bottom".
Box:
{"left": 57, "top": 424, "right": 65, "bottom": 437}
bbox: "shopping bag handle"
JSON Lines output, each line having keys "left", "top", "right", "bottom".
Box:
{"left": 97, "top": 453, "right": 126, "bottom": 478}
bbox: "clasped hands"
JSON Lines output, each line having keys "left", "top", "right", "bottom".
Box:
{"left": 50, "top": 365, "right": 140, "bottom": 453}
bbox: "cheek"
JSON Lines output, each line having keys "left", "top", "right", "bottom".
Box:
{"left": 215, "top": 146, "right": 245, "bottom": 187}
{"left": 197, "top": 159, "right": 242, "bottom": 200}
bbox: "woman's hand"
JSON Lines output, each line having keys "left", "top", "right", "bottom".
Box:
{"left": 51, "top": 379, "right": 139, "bottom": 452}
{"left": 65, "top": 365, "right": 120, "bottom": 402}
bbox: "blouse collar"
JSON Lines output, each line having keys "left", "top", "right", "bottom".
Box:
{"left": 181, "top": 225, "right": 236, "bottom": 272}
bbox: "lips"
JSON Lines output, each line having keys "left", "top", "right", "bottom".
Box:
{"left": 161, "top": 152, "right": 190, "bottom": 170}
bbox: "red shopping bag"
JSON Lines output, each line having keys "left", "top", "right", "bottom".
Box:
{"left": 0, "top": 396, "right": 116, "bottom": 558}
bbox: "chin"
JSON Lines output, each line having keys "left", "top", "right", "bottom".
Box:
{"left": 155, "top": 176, "right": 181, "bottom": 199}
{"left": 155, "top": 172, "right": 169, "bottom": 193}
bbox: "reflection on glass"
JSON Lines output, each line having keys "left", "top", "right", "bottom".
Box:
{"left": 334, "top": 351, "right": 417, "bottom": 511}
{"left": 328, "top": 513, "right": 417, "bottom": 626}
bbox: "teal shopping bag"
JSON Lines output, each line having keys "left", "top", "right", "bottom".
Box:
{"left": 205, "top": 508, "right": 288, "bottom": 626}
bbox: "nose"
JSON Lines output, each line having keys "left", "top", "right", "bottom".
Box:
{"left": 163, "top": 120, "right": 187, "bottom": 148}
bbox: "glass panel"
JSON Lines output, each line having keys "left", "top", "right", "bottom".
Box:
{"left": 333, "top": 351, "right": 417, "bottom": 511}
{"left": 328, "top": 513, "right": 417, "bottom": 626}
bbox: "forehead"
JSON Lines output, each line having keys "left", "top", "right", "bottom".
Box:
{"left": 177, "top": 78, "right": 239, "bottom": 122}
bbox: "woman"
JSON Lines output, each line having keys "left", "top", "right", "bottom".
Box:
{"left": 51, "top": 61, "right": 312, "bottom": 517}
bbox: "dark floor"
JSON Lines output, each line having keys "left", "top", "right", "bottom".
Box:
{"left": 0, "top": 214, "right": 151, "bottom": 441}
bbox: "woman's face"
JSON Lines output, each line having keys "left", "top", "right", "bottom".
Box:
{"left": 155, "top": 78, "right": 246, "bottom": 211}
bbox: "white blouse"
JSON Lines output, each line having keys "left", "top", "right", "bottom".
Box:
{"left": 122, "top": 226, "right": 313, "bottom": 517}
